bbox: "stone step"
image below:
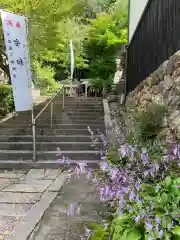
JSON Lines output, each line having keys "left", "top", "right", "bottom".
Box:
{"left": 3, "top": 120, "right": 104, "bottom": 126}
{"left": 5, "top": 116, "right": 104, "bottom": 124}
{"left": 34, "top": 108, "right": 104, "bottom": 114}
{"left": 0, "top": 160, "right": 101, "bottom": 169}
{"left": 1, "top": 122, "right": 104, "bottom": 131}
{"left": 6, "top": 113, "right": 104, "bottom": 123}
{"left": 0, "top": 123, "right": 104, "bottom": 129}
{"left": 0, "top": 150, "right": 102, "bottom": 161}
{"left": 62, "top": 97, "right": 103, "bottom": 102}
{"left": 0, "top": 135, "right": 102, "bottom": 142}
{"left": 62, "top": 102, "right": 103, "bottom": 106}
{"left": 0, "top": 142, "right": 103, "bottom": 151}
{"left": 0, "top": 128, "right": 104, "bottom": 135}
{"left": 37, "top": 115, "right": 104, "bottom": 121}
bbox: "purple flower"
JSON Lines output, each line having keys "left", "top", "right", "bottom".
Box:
{"left": 86, "top": 169, "right": 93, "bottom": 180}
{"left": 74, "top": 166, "right": 81, "bottom": 179}
{"left": 136, "top": 195, "right": 141, "bottom": 204}
{"left": 129, "top": 190, "right": 135, "bottom": 201}
{"left": 176, "top": 185, "right": 180, "bottom": 188}
{"left": 77, "top": 162, "right": 87, "bottom": 173}
{"left": 122, "top": 187, "right": 129, "bottom": 193}
{"left": 145, "top": 222, "right": 153, "bottom": 232}
{"left": 154, "top": 163, "right": 160, "bottom": 172}
{"left": 173, "top": 144, "right": 180, "bottom": 158}
{"left": 119, "top": 145, "right": 128, "bottom": 157}
{"left": 162, "top": 154, "right": 171, "bottom": 163}
{"left": 155, "top": 224, "right": 159, "bottom": 232}
{"left": 67, "top": 204, "right": 75, "bottom": 216}
{"left": 168, "top": 223, "right": 172, "bottom": 230}
{"left": 135, "top": 215, "right": 140, "bottom": 223}
{"left": 110, "top": 168, "right": 119, "bottom": 180}
{"left": 144, "top": 170, "right": 149, "bottom": 177}
{"left": 99, "top": 162, "right": 109, "bottom": 171}
{"left": 156, "top": 218, "right": 161, "bottom": 224}
{"left": 159, "top": 229, "right": 164, "bottom": 238}
{"left": 118, "top": 196, "right": 124, "bottom": 215}
{"left": 135, "top": 181, "right": 140, "bottom": 191}
{"left": 141, "top": 148, "right": 149, "bottom": 165}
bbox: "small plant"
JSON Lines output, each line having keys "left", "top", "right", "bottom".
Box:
{"left": 134, "top": 104, "right": 168, "bottom": 141}
{"left": 111, "top": 215, "right": 142, "bottom": 240}
{"left": 88, "top": 222, "right": 109, "bottom": 240}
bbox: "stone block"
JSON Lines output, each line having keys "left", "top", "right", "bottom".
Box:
{"left": 141, "top": 93, "right": 152, "bottom": 101}
{"left": 20, "top": 179, "right": 53, "bottom": 187}
{"left": 25, "top": 169, "right": 47, "bottom": 180}
{"left": 175, "top": 76, "right": 180, "bottom": 83}
{"left": 151, "top": 84, "right": 163, "bottom": 95}
{"left": 48, "top": 173, "right": 67, "bottom": 192}
{"left": 2, "top": 184, "right": 48, "bottom": 193}
{"left": 0, "top": 203, "right": 33, "bottom": 217}
{"left": 0, "top": 179, "right": 12, "bottom": 190}
{"left": 45, "top": 169, "right": 61, "bottom": 180}
{"left": 169, "top": 96, "right": 180, "bottom": 107}
{"left": 164, "top": 75, "right": 174, "bottom": 89}
{"left": 0, "top": 216, "right": 21, "bottom": 235}
{"left": 10, "top": 191, "right": 58, "bottom": 240}
{"left": 25, "top": 169, "right": 61, "bottom": 181}
{"left": 0, "top": 171, "right": 25, "bottom": 179}
{"left": 0, "top": 192, "right": 41, "bottom": 204}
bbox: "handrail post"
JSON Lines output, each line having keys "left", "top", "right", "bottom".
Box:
{"left": 63, "top": 86, "right": 65, "bottom": 110}
{"left": 31, "top": 109, "right": 36, "bottom": 162}
{"left": 50, "top": 101, "right": 53, "bottom": 129}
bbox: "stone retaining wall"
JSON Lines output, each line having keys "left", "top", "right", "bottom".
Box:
{"left": 126, "top": 50, "right": 180, "bottom": 141}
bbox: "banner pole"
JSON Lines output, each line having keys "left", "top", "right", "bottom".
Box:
{"left": 24, "top": 1, "right": 36, "bottom": 162}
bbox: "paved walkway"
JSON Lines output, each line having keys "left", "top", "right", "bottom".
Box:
{"left": 0, "top": 169, "right": 67, "bottom": 240}
{"left": 0, "top": 170, "right": 104, "bottom": 240}
{"left": 29, "top": 175, "right": 105, "bottom": 240}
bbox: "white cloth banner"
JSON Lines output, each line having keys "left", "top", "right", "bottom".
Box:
{"left": 69, "top": 40, "right": 74, "bottom": 80}
{"left": 1, "top": 10, "right": 32, "bottom": 111}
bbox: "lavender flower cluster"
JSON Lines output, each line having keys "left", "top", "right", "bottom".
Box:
{"left": 56, "top": 126, "right": 180, "bottom": 239}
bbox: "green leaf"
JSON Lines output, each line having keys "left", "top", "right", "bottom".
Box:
{"left": 126, "top": 228, "right": 141, "bottom": 240}
{"left": 161, "top": 193, "right": 168, "bottom": 205}
{"left": 172, "top": 226, "right": 180, "bottom": 236}
{"left": 164, "top": 176, "right": 172, "bottom": 187}
{"left": 173, "top": 235, "right": 180, "bottom": 240}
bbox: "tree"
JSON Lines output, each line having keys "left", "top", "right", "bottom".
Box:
{"left": 83, "top": 0, "right": 128, "bottom": 88}
{"left": 0, "top": 0, "right": 94, "bottom": 82}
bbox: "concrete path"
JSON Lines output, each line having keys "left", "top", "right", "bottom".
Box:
{"left": 28, "top": 175, "right": 105, "bottom": 240}
{"left": 0, "top": 170, "right": 105, "bottom": 240}
{"left": 0, "top": 169, "right": 67, "bottom": 240}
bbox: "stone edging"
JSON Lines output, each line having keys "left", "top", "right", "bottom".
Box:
{"left": 103, "top": 99, "right": 113, "bottom": 139}
{"left": 8, "top": 173, "right": 68, "bottom": 240}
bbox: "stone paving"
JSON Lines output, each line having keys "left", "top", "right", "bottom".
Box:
{"left": 0, "top": 169, "right": 66, "bottom": 240}
{"left": 28, "top": 175, "right": 106, "bottom": 240}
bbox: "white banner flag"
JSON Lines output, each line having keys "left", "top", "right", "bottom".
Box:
{"left": 69, "top": 40, "right": 74, "bottom": 80}
{"left": 1, "top": 10, "right": 32, "bottom": 111}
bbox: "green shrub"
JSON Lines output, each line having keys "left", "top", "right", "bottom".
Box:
{"left": 0, "top": 84, "right": 14, "bottom": 117}
{"left": 134, "top": 104, "right": 168, "bottom": 141}
{"left": 124, "top": 176, "right": 180, "bottom": 240}
{"left": 34, "top": 61, "right": 61, "bottom": 95}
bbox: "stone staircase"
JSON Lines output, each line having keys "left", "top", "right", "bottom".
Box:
{"left": 0, "top": 96, "right": 105, "bottom": 168}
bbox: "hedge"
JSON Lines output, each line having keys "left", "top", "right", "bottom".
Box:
{"left": 0, "top": 84, "right": 14, "bottom": 118}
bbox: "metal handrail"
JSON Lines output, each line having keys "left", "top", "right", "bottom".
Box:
{"left": 32, "top": 86, "right": 65, "bottom": 162}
